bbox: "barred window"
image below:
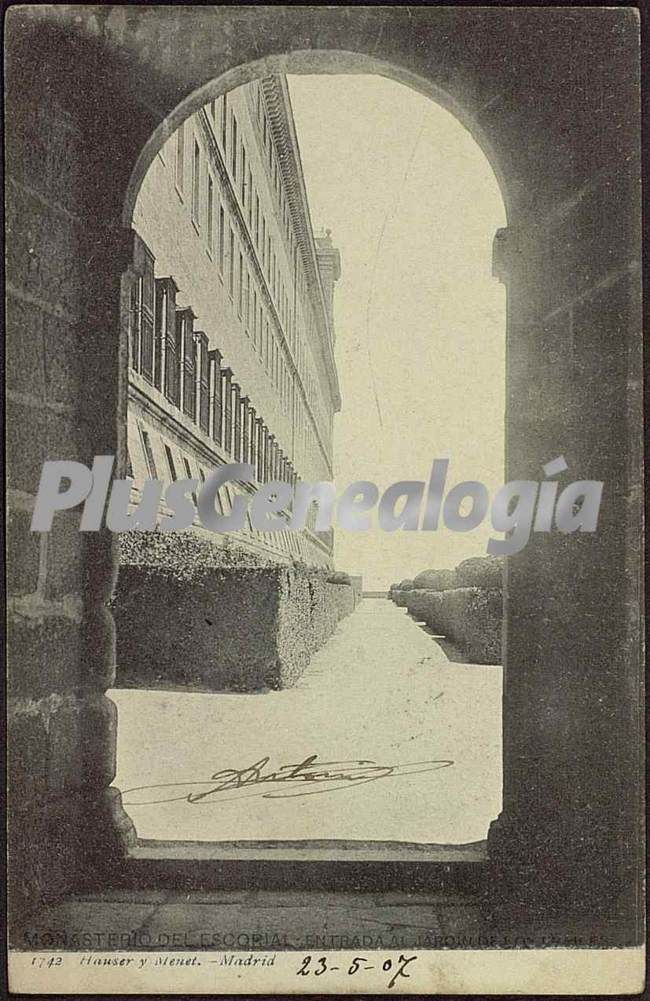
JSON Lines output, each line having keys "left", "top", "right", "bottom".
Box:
{"left": 230, "top": 114, "right": 238, "bottom": 179}
{"left": 237, "top": 251, "right": 244, "bottom": 316}
{"left": 218, "top": 204, "right": 225, "bottom": 274}
{"left": 228, "top": 228, "right": 235, "bottom": 297}
{"left": 240, "top": 146, "right": 247, "bottom": 202}
{"left": 221, "top": 93, "right": 228, "bottom": 150}
{"left": 164, "top": 444, "right": 177, "bottom": 482}
{"left": 140, "top": 428, "right": 157, "bottom": 478}
{"left": 206, "top": 174, "right": 214, "bottom": 251}
{"left": 175, "top": 121, "right": 185, "bottom": 191}
{"left": 192, "top": 140, "right": 200, "bottom": 222}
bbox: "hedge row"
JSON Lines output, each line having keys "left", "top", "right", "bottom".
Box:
{"left": 389, "top": 556, "right": 503, "bottom": 664}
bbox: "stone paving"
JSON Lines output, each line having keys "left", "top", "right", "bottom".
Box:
{"left": 109, "top": 600, "right": 502, "bottom": 845}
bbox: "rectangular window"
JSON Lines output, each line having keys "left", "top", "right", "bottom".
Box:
{"left": 245, "top": 270, "right": 251, "bottom": 329}
{"left": 240, "top": 147, "right": 247, "bottom": 202}
{"left": 230, "top": 115, "right": 238, "bottom": 178}
{"left": 252, "top": 289, "right": 258, "bottom": 347}
{"left": 207, "top": 173, "right": 214, "bottom": 251}
{"left": 140, "top": 428, "right": 157, "bottom": 478}
{"left": 228, "top": 228, "right": 235, "bottom": 297}
{"left": 247, "top": 168, "right": 253, "bottom": 224}
{"left": 182, "top": 456, "right": 198, "bottom": 509}
{"left": 164, "top": 444, "right": 177, "bottom": 482}
{"left": 221, "top": 93, "right": 228, "bottom": 150}
{"left": 192, "top": 140, "right": 200, "bottom": 222}
{"left": 175, "top": 121, "right": 185, "bottom": 191}
{"left": 218, "top": 204, "right": 225, "bottom": 274}
{"left": 237, "top": 251, "right": 243, "bottom": 316}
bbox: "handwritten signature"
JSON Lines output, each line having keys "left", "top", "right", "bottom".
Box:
{"left": 121, "top": 753, "right": 454, "bottom": 806}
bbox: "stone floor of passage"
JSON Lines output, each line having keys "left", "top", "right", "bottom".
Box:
{"left": 109, "top": 599, "right": 502, "bottom": 845}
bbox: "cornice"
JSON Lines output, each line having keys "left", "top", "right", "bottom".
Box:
{"left": 257, "top": 76, "right": 342, "bottom": 412}
{"left": 196, "top": 107, "right": 334, "bottom": 479}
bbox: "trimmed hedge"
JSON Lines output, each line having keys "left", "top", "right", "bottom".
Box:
{"left": 405, "top": 588, "right": 438, "bottom": 621}
{"left": 390, "top": 579, "right": 412, "bottom": 606}
{"left": 422, "top": 587, "right": 502, "bottom": 664}
{"left": 455, "top": 556, "right": 504, "bottom": 589}
{"left": 392, "top": 555, "right": 503, "bottom": 663}
{"left": 112, "top": 563, "right": 358, "bottom": 692}
{"left": 412, "top": 568, "right": 457, "bottom": 592}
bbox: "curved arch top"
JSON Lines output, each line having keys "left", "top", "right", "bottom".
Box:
{"left": 123, "top": 48, "right": 510, "bottom": 228}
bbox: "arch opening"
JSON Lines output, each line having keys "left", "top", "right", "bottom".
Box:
{"left": 110, "top": 56, "right": 508, "bottom": 856}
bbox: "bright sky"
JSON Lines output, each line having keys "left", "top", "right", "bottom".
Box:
{"left": 288, "top": 75, "right": 507, "bottom": 590}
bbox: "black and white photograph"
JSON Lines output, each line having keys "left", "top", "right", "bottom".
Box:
{"left": 5, "top": 4, "right": 644, "bottom": 994}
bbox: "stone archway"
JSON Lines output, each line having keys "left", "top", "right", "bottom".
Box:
{"left": 6, "top": 5, "right": 641, "bottom": 941}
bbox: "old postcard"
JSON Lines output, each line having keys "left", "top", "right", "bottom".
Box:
{"left": 5, "top": 4, "right": 644, "bottom": 995}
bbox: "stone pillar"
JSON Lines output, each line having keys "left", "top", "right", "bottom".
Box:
{"left": 256, "top": 418, "right": 265, "bottom": 482}
{"left": 232, "top": 382, "right": 242, "bottom": 462}
{"left": 221, "top": 366, "right": 233, "bottom": 455}
{"left": 176, "top": 306, "right": 196, "bottom": 421}
{"left": 195, "top": 331, "right": 210, "bottom": 434}
{"left": 241, "top": 395, "right": 250, "bottom": 464}
{"left": 5, "top": 18, "right": 143, "bottom": 921}
{"left": 208, "top": 348, "right": 222, "bottom": 445}
{"left": 487, "top": 211, "right": 642, "bottom": 920}
{"left": 154, "top": 276, "right": 178, "bottom": 393}
{"left": 248, "top": 404, "right": 257, "bottom": 472}
{"left": 266, "top": 433, "right": 275, "bottom": 483}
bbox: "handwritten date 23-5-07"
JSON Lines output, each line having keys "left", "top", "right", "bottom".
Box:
{"left": 296, "top": 953, "right": 417, "bottom": 988}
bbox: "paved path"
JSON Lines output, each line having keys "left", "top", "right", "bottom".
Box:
{"left": 110, "top": 600, "right": 501, "bottom": 845}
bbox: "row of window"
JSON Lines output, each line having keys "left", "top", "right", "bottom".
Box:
{"left": 129, "top": 236, "right": 307, "bottom": 490}
{"left": 172, "top": 90, "right": 330, "bottom": 437}
{"left": 174, "top": 122, "right": 299, "bottom": 418}
{"left": 134, "top": 426, "right": 308, "bottom": 560}
{"left": 135, "top": 416, "right": 330, "bottom": 552}
{"left": 177, "top": 100, "right": 293, "bottom": 339}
